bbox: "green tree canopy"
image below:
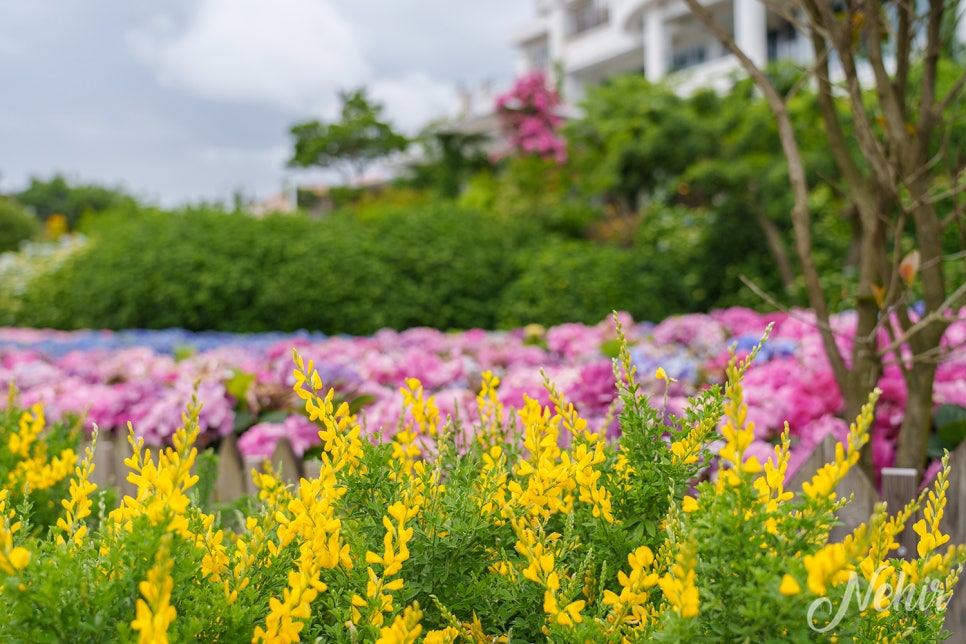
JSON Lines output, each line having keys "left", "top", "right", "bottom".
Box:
{"left": 16, "top": 175, "right": 141, "bottom": 230}
{"left": 289, "top": 88, "right": 409, "bottom": 184}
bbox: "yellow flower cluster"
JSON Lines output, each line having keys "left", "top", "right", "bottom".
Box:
{"left": 293, "top": 352, "right": 365, "bottom": 478}
{"left": 5, "top": 405, "right": 76, "bottom": 494}
{"left": 514, "top": 519, "right": 585, "bottom": 628}
{"left": 509, "top": 396, "right": 571, "bottom": 519}
{"left": 255, "top": 353, "right": 363, "bottom": 643}
{"left": 393, "top": 378, "right": 440, "bottom": 479}
{"left": 0, "top": 489, "right": 30, "bottom": 575}
{"left": 506, "top": 389, "right": 614, "bottom": 525}
{"left": 802, "top": 398, "right": 873, "bottom": 503}
{"left": 55, "top": 428, "right": 98, "bottom": 548}
{"left": 657, "top": 540, "right": 700, "bottom": 618}
{"left": 475, "top": 444, "right": 509, "bottom": 522}
{"left": 108, "top": 416, "right": 200, "bottom": 539}
{"left": 476, "top": 370, "right": 505, "bottom": 446}
{"left": 902, "top": 452, "right": 962, "bottom": 587}
{"left": 716, "top": 351, "right": 761, "bottom": 482}
{"left": 803, "top": 533, "right": 865, "bottom": 596}
{"left": 131, "top": 534, "right": 177, "bottom": 644}
{"left": 375, "top": 601, "right": 424, "bottom": 644}
{"left": 401, "top": 377, "right": 440, "bottom": 437}
{"left": 602, "top": 545, "right": 659, "bottom": 629}
{"left": 352, "top": 465, "right": 425, "bottom": 629}
{"left": 545, "top": 374, "right": 614, "bottom": 523}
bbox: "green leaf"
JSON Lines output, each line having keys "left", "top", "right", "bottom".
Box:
{"left": 928, "top": 432, "right": 958, "bottom": 460}
{"left": 232, "top": 409, "right": 254, "bottom": 433}
{"left": 599, "top": 339, "right": 622, "bottom": 358}
{"left": 347, "top": 393, "right": 377, "bottom": 415}
{"left": 225, "top": 369, "right": 256, "bottom": 401}
{"left": 258, "top": 410, "right": 290, "bottom": 424}
{"left": 935, "top": 404, "right": 966, "bottom": 429}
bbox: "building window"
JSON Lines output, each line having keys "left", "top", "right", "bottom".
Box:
{"left": 671, "top": 45, "right": 707, "bottom": 71}
{"left": 767, "top": 22, "right": 799, "bottom": 62}
{"left": 568, "top": 0, "right": 610, "bottom": 37}
{"left": 528, "top": 41, "right": 550, "bottom": 71}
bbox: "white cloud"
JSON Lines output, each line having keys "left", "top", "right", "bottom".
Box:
{"left": 196, "top": 143, "right": 289, "bottom": 167}
{"left": 369, "top": 73, "right": 460, "bottom": 133}
{"left": 0, "top": 35, "right": 20, "bottom": 58}
{"left": 127, "top": 0, "right": 369, "bottom": 113}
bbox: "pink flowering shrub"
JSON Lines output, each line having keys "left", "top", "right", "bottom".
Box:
{"left": 495, "top": 71, "right": 567, "bottom": 163}
{"left": 2, "top": 307, "right": 965, "bottom": 487}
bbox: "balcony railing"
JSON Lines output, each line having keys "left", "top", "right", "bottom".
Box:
{"left": 568, "top": 1, "right": 610, "bottom": 37}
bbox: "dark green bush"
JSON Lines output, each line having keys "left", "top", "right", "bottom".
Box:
{"left": 12, "top": 201, "right": 705, "bottom": 333}
{"left": 15, "top": 205, "right": 543, "bottom": 333}
{"left": 16, "top": 174, "right": 141, "bottom": 230}
{"left": 497, "top": 238, "right": 690, "bottom": 327}
{"left": 0, "top": 197, "right": 40, "bottom": 253}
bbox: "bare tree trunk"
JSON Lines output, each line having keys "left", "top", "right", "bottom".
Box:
{"left": 895, "top": 361, "right": 940, "bottom": 470}
{"left": 679, "top": 0, "right": 965, "bottom": 479}
{"left": 751, "top": 205, "right": 796, "bottom": 288}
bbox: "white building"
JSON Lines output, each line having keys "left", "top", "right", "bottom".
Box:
{"left": 512, "top": 0, "right": 809, "bottom": 101}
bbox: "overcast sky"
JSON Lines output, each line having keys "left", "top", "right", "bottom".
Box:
{"left": 0, "top": 1, "right": 533, "bottom": 207}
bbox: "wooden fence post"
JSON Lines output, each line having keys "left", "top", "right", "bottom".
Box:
{"left": 88, "top": 436, "right": 113, "bottom": 489}
{"left": 214, "top": 434, "right": 246, "bottom": 504}
{"left": 786, "top": 434, "right": 878, "bottom": 541}
{"left": 879, "top": 467, "right": 919, "bottom": 558}
{"left": 269, "top": 437, "right": 302, "bottom": 487}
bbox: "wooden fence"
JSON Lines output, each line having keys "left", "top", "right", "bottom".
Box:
{"left": 85, "top": 432, "right": 966, "bottom": 642}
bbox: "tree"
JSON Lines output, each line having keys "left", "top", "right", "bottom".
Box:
{"left": 681, "top": 0, "right": 966, "bottom": 473}
{"left": 16, "top": 175, "right": 140, "bottom": 231}
{"left": 403, "top": 126, "right": 492, "bottom": 198}
{"left": 0, "top": 197, "right": 40, "bottom": 253}
{"left": 566, "top": 76, "right": 715, "bottom": 215}
{"left": 288, "top": 88, "right": 409, "bottom": 184}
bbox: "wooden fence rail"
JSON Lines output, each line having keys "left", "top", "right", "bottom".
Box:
{"left": 85, "top": 433, "right": 966, "bottom": 642}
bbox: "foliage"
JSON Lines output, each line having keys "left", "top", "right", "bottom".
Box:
{"left": 0, "top": 389, "right": 83, "bottom": 534}
{"left": 289, "top": 88, "right": 409, "bottom": 184}
{"left": 0, "top": 197, "right": 41, "bottom": 254}
{"left": 0, "top": 235, "right": 89, "bottom": 327}
{"left": 15, "top": 175, "right": 141, "bottom": 231}
{"left": 566, "top": 76, "right": 717, "bottom": 214}
{"left": 495, "top": 71, "right": 567, "bottom": 163}
{"left": 680, "top": 0, "right": 966, "bottom": 473}
{"left": 0, "top": 332, "right": 962, "bottom": 642}
{"left": 402, "top": 127, "right": 492, "bottom": 198}
{"left": 565, "top": 71, "right": 853, "bottom": 311}
{"left": 498, "top": 238, "right": 691, "bottom": 327}
{"left": 12, "top": 205, "right": 548, "bottom": 333}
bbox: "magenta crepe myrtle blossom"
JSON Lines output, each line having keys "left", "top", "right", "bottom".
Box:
{"left": 495, "top": 71, "right": 567, "bottom": 163}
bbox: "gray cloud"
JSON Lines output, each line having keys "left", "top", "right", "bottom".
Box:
{"left": 0, "top": 1, "right": 531, "bottom": 206}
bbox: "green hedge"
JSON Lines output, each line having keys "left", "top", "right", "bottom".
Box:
{"left": 9, "top": 204, "right": 704, "bottom": 333}
{"left": 0, "top": 198, "right": 40, "bottom": 254}
{"left": 498, "top": 239, "right": 691, "bottom": 328}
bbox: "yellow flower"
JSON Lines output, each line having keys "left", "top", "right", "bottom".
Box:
{"left": 802, "top": 393, "right": 875, "bottom": 502}
{"left": 376, "top": 602, "right": 424, "bottom": 644}
{"left": 659, "top": 542, "right": 699, "bottom": 618}
{"left": 131, "top": 536, "right": 177, "bottom": 644}
{"left": 56, "top": 429, "right": 99, "bottom": 548}
{"left": 779, "top": 574, "right": 801, "bottom": 596}
{"left": 681, "top": 496, "right": 698, "bottom": 513}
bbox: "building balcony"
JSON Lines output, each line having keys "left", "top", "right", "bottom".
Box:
{"left": 560, "top": 22, "right": 642, "bottom": 74}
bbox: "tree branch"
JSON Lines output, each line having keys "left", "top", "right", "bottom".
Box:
{"left": 679, "top": 0, "right": 848, "bottom": 386}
